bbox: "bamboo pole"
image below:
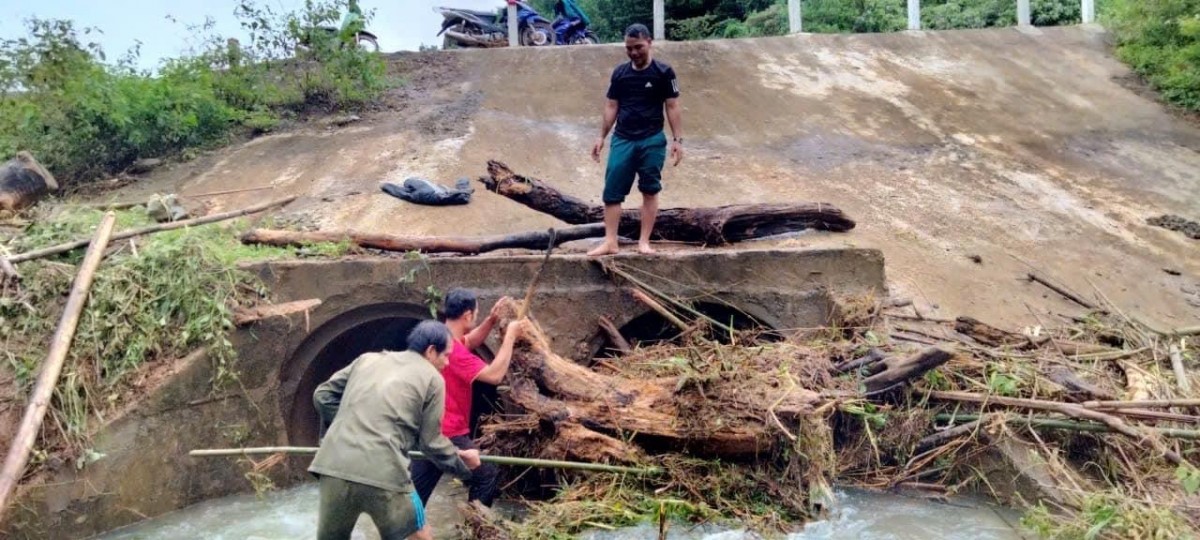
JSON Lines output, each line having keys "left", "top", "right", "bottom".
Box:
{"left": 0, "top": 212, "right": 117, "bottom": 517}
{"left": 1082, "top": 399, "right": 1200, "bottom": 410}
{"left": 10, "top": 196, "right": 296, "bottom": 264}
{"left": 1026, "top": 272, "right": 1097, "bottom": 310}
{"left": 189, "top": 447, "right": 661, "bottom": 475}
{"left": 935, "top": 414, "right": 1200, "bottom": 441}
{"left": 630, "top": 288, "right": 690, "bottom": 333}
{"left": 1170, "top": 344, "right": 1191, "bottom": 393}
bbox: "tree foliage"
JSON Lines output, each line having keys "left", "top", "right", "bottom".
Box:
{"left": 1105, "top": 0, "right": 1200, "bottom": 111}
{"left": 0, "top": 0, "right": 390, "bottom": 186}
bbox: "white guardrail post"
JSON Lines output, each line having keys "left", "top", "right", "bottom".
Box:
{"left": 908, "top": 0, "right": 920, "bottom": 30}
{"left": 788, "top": 0, "right": 802, "bottom": 33}
{"left": 654, "top": 0, "right": 665, "bottom": 40}
{"left": 1017, "top": 0, "right": 1032, "bottom": 27}
{"left": 1082, "top": 0, "right": 1095, "bottom": 24}
{"left": 507, "top": 1, "right": 519, "bottom": 46}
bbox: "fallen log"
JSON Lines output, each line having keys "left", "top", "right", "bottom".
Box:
{"left": 861, "top": 347, "right": 955, "bottom": 394}
{"left": 597, "top": 316, "right": 631, "bottom": 354}
{"left": 0, "top": 212, "right": 116, "bottom": 519}
{"left": 232, "top": 299, "right": 322, "bottom": 326}
{"left": 11, "top": 196, "right": 297, "bottom": 264}
{"left": 241, "top": 224, "right": 604, "bottom": 255}
{"left": 480, "top": 161, "right": 855, "bottom": 244}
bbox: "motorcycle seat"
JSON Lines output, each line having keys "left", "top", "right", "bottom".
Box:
{"left": 460, "top": 8, "right": 500, "bottom": 18}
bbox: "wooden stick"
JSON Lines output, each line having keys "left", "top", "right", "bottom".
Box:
{"left": 243, "top": 224, "right": 601, "bottom": 256}
{"left": 81, "top": 200, "right": 144, "bottom": 210}
{"left": 187, "top": 185, "right": 274, "bottom": 198}
{"left": 927, "top": 390, "right": 1185, "bottom": 465}
{"left": 1082, "top": 399, "right": 1200, "bottom": 410}
{"left": 11, "top": 197, "right": 297, "bottom": 264}
{"left": 1170, "top": 344, "right": 1191, "bottom": 393}
{"left": 630, "top": 288, "right": 690, "bottom": 333}
{"left": 916, "top": 418, "right": 987, "bottom": 453}
{"left": 1027, "top": 272, "right": 1097, "bottom": 310}
{"left": 188, "top": 447, "right": 661, "bottom": 475}
{"left": 232, "top": 299, "right": 322, "bottom": 326}
{"left": 0, "top": 212, "right": 117, "bottom": 517}
{"left": 935, "top": 413, "right": 1200, "bottom": 441}
{"left": 1171, "top": 326, "right": 1200, "bottom": 337}
{"left": 0, "top": 257, "right": 18, "bottom": 282}
{"left": 518, "top": 229, "right": 556, "bottom": 319}
{"left": 598, "top": 316, "right": 631, "bottom": 354}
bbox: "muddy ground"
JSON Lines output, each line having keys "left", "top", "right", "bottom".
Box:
{"left": 95, "top": 26, "right": 1199, "bottom": 330}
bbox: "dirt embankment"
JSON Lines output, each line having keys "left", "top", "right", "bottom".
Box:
{"left": 95, "top": 26, "right": 1199, "bottom": 330}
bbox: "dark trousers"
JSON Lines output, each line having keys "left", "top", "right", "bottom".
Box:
{"left": 411, "top": 435, "right": 500, "bottom": 507}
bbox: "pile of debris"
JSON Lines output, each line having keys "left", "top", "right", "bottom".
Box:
{"left": 459, "top": 281, "right": 1200, "bottom": 539}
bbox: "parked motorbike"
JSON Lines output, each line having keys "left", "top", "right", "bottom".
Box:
{"left": 435, "top": 2, "right": 554, "bottom": 48}
{"left": 299, "top": 26, "right": 380, "bottom": 52}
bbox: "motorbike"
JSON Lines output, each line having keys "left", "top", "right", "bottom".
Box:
{"left": 297, "top": 1, "right": 380, "bottom": 53}
{"left": 552, "top": 0, "right": 598, "bottom": 45}
{"left": 435, "top": 2, "right": 555, "bottom": 48}
{"left": 552, "top": 17, "right": 598, "bottom": 45}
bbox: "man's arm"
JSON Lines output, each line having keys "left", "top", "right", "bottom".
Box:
{"left": 592, "top": 99, "right": 619, "bottom": 162}
{"left": 474, "top": 319, "right": 526, "bottom": 385}
{"left": 416, "top": 379, "right": 474, "bottom": 479}
{"left": 313, "top": 359, "right": 355, "bottom": 436}
{"left": 666, "top": 97, "right": 683, "bottom": 166}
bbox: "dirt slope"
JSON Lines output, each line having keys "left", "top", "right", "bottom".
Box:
{"left": 114, "top": 26, "right": 1200, "bottom": 327}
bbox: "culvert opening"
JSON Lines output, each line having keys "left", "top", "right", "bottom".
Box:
{"left": 595, "top": 301, "right": 777, "bottom": 360}
{"left": 282, "top": 303, "right": 500, "bottom": 447}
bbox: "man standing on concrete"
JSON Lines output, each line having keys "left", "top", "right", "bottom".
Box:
{"left": 589, "top": 23, "right": 684, "bottom": 256}
{"left": 411, "top": 289, "right": 524, "bottom": 509}
{"left": 310, "top": 320, "right": 482, "bottom": 540}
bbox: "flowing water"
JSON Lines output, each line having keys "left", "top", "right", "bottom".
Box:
{"left": 94, "top": 481, "right": 1026, "bottom": 540}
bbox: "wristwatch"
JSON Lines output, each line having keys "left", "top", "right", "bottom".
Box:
{"left": 673, "top": 137, "right": 683, "bottom": 144}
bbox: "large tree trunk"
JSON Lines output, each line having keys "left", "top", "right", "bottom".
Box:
{"left": 0, "top": 152, "right": 58, "bottom": 212}
{"left": 480, "top": 161, "right": 855, "bottom": 244}
{"left": 501, "top": 317, "right": 822, "bottom": 460}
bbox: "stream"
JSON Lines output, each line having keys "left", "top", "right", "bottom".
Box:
{"left": 94, "top": 481, "right": 1026, "bottom": 540}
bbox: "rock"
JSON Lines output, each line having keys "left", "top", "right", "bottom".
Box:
{"left": 323, "top": 114, "right": 361, "bottom": 128}
{"left": 128, "top": 158, "right": 164, "bottom": 175}
{"left": 146, "top": 195, "right": 189, "bottom": 223}
{"left": 0, "top": 151, "right": 58, "bottom": 211}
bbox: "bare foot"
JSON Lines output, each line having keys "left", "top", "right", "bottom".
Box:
{"left": 587, "top": 241, "right": 619, "bottom": 257}
{"left": 637, "top": 242, "right": 656, "bottom": 255}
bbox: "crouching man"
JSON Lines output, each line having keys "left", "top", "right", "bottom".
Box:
{"left": 309, "top": 320, "right": 482, "bottom": 540}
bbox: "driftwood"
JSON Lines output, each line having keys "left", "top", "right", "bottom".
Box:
{"left": 241, "top": 224, "right": 604, "bottom": 255}
{"left": 0, "top": 212, "right": 116, "bottom": 518}
{"left": 502, "top": 315, "right": 822, "bottom": 457}
{"left": 861, "top": 347, "right": 955, "bottom": 394}
{"left": 927, "top": 390, "right": 1186, "bottom": 465}
{"left": 597, "top": 316, "right": 631, "bottom": 354}
{"left": 954, "top": 316, "right": 1047, "bottom": 349}
{"left": 480, "top": 161, "right": 855, "bottom": 244}
{"left": 11, "top": 197, "right": 297, "bottom": 264}
{"left": 629, "top": 288, "right": 689, "bottom": 333}
{"left": 1026, "top": 272, "right": 1097, "bottom": 310}
{"left": 232, "top": 299, "right": 322, "bottom": 326}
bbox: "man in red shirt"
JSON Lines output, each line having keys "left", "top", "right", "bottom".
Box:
{"left": 410, "top": 288, "right": 523, "bottom": 512}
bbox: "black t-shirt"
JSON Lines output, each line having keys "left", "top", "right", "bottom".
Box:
{"left": 606, "top": 59, "right": 680, "bottom": 141}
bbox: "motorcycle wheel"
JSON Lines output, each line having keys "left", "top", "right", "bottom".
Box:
{"left": 356, "top": 34, "right": 380, "bottom": 52}
{"left": 521, "top": 21, "right": 554, "bottom": 46}
{"left": 571, "top": 33, "right": 599, "bottom": 45}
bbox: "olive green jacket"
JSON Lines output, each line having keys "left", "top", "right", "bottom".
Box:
{"left": 308, "top": 351, "right": 471, "bottom": 492}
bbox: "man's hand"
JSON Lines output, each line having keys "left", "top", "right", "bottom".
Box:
{"left": 488, "top": 296, "right": 513, "bottom": 321}
{"left": 506, "top": 318, "right": 531, "bottom": 340}
{"left": 458, "top": 448, "right": 482, "bottom": 470}
{"left": 591, "top": 137, "right": 605, "bottom": 163}
{"left": 670, "top": 140, "right": 684, "bottom": 166}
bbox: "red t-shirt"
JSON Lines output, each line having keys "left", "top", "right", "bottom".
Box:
{"left": 441, "top": 339, "right": 487, "bottom": 438}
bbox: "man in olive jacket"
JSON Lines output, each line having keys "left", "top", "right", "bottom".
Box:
{"left": 309, "top": 320, "right": 482, "bottom": 540}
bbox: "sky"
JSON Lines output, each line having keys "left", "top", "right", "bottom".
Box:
{"left": 0, "top": 0, "right": 508, "bottom": 70}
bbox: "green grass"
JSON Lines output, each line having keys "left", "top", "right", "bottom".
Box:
{"left": 0, "top": 207, "right": 346, "bottom": 461}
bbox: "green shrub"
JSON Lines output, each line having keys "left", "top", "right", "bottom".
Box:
{"left": 1105, "top": 0, "right": 1200, "bottom": 111}
{"left": 0, "top": 0, "right": 390, "bottom": 188}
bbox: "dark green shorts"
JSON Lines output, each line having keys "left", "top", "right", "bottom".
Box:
{"left": 604, "top": 131, "right": 667, "bottom": 204}
{"left": 317, "top": 476, "right": 425, "bottom": 540}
